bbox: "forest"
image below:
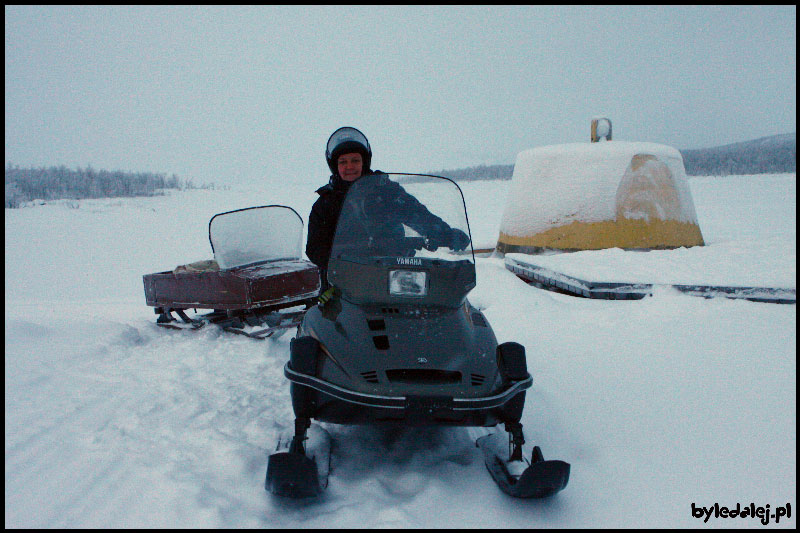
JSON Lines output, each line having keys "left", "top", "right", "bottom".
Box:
{"left": 4, "top": 165, "right": 200, "bottom": 208}
{"left": 433, "top": 132, "right": 796, "bottom": 182}
{"left": 5, "top": 133, "right": 795, "bottom": 207}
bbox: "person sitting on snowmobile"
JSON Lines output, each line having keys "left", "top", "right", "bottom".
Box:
{"left": 306, "top": 127, "right": 469, "bottom": 292}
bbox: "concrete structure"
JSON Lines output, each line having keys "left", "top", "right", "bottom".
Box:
{"left": 497, "top": 137, "right": 704, "bottom": 254}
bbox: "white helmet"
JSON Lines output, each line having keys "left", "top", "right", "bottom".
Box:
{"left": 326, "top": 127, "right": 372, "bottom": 175}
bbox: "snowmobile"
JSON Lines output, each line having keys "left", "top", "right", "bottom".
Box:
{"left": 142, "top": 206, "right": 320, "bottom": 339}
{"left": 266, "top": 173, "right": 570, "bottom": 499}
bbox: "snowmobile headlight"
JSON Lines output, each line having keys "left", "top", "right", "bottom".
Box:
{"left": 389, "top": 270, "right": 427, "bottom": 297}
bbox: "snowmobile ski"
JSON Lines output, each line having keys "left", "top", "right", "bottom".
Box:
{"left": 474, "top": 430, "right": 570, "bottom": 498}
{"left": 266, "top": 423, "right": 331, "bottom": 498}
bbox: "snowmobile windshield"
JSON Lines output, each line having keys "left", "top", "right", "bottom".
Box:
{"left": 330, "top": 173, "right": 474, "bottom": 265}
{"left": 209, "top": 206, "right": 304, "bottom": 270}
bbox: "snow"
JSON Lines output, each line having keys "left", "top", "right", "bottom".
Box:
{"left": 499, "top": 141, "right": 700, "bottom": 237}
{"left": 5, "top": 173, "right": 796, "bottom": 528}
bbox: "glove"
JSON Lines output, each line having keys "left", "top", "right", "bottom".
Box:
{"left": 424, "top": 227, "right": 471, "bottom": 251}
{"left": 449, "top": 228, "right": 470, "bottom": 251}
{"left": 318, "top": 286, "right": 342, "bottom": 321}
{"left": 318, "top": 286, "right": 339, "bottom": 306}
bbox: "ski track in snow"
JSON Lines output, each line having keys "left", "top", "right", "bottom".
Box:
{"left": 5, "top": 174, "right": 796, "bottom": 528}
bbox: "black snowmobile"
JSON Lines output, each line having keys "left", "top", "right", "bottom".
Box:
{"left": 266, "top": 173, "right": 570, "bottom": 499}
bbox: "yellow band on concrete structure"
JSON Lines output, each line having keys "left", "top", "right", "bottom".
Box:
{"left": 497, "top": 218, "right": 704, "bottom": 254}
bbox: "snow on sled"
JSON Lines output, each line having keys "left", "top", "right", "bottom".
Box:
{"left": 143, "top": 206, "right": 321, "bottom": 339}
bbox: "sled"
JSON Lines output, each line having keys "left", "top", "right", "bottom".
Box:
{"left": 143, "top": 206, "right": 321, "bottom": 339}
{"left": 505, "top": 255, "right": 797, "bottom": 305}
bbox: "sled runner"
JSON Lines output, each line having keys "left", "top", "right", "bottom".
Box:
{"left": 143, "top": 206, "right": 321, "bottom": 339}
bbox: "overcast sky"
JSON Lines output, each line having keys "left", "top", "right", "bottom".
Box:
{"left": 5, "top": 5, "right": 796, "bottom": 187}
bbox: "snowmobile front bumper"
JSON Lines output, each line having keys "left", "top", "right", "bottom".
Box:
{"left": 283, "top": 362, "right": 532, "bottom": 414}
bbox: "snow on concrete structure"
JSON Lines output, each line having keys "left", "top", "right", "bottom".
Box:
{"left": 496, "top": 139, "right": 704, "bottom": 254}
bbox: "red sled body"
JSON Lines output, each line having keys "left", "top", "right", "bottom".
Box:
{"left": 142, "top": 205, "right": 320, "bottom": 339}
{"left": 143, "top": 259, "right": 319, "bottom": 312}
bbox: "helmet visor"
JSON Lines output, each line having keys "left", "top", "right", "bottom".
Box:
{"left": 326, "top": 127, "right": 370, "bottom": 159}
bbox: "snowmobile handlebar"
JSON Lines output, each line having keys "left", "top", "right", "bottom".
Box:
{"left": 403, "top": 230, "right": 471, "bottom": 254}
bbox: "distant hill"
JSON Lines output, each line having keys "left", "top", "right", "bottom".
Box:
{"left": 680, "top": 133, "right": 795, "bottom": 176}
{"left": 432, "top": 133, "right": 796, "bottom": 180}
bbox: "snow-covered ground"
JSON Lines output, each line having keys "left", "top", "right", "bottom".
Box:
{"left": 5, "top": 173, "right": 796, "bottom": 527}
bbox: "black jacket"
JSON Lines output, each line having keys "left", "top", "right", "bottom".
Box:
{"left": 306, "top": 171, "right": 370, "bottom": 290}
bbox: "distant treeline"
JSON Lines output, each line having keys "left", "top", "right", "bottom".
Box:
{"left": 5, "top": 164, "right": 204, "bottom": 208}
{"left": 432, "top": 133, "right": 796, "bottom": 181}
{"left": 680, "top": 133, "right": 796, "bottom": 176}
{"left": 430, "top": 163, "right": 514, "bottom": 182}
